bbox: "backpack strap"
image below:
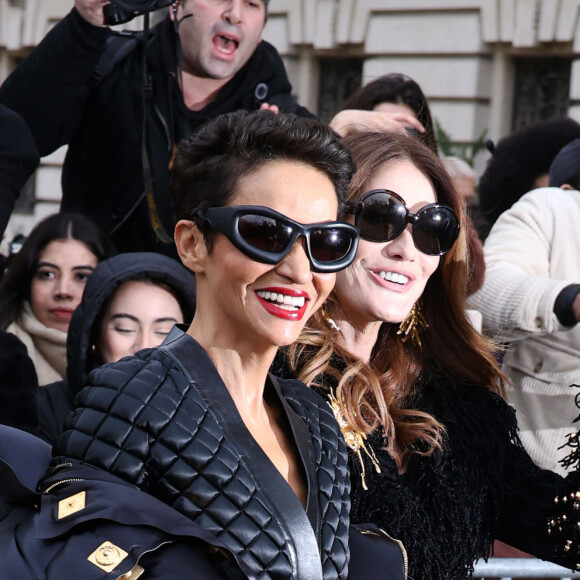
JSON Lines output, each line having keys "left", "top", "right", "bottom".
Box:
{"left": 90, "top": 31, "right": 141, "bottom": 87}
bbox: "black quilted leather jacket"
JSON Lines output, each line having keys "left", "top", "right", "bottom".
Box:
{"left": 54, "top": 328, "right": 351, "bottom": 579}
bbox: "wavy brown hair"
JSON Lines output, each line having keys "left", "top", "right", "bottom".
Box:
{"left": 289, "top": 132, "right": 506, "bottom": 467}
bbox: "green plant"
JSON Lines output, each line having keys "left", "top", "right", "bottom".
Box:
{"left": 434, "top": 118, "right": 487, "bottom": 167}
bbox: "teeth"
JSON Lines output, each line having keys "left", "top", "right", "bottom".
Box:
{"left": 256, "top": 291, "right": 306, "bottom": 309}
{"left": 379, "top": 271, "right": 409, "bottom": 285}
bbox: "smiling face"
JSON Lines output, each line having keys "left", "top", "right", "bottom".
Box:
{"left": 30, "top": 239, "right": 98, "bottom": 332}
{"left": 175, "top": 0, "right": 266, "bottom": 81}
{"left": 334, "top": 160, "right": 440, "bottom": 332}
{"left": 98, "top": 280, "right": 184, "bottom": 363}
{"left": 178, "top": 159, "right": 339, "bottom": 354}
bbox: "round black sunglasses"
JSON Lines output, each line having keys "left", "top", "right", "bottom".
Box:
{"left": 345, "top": 189, "right": 460, "bottom": 256}
{"left": 195, "top": 205, "right": 360, "bottom": 273}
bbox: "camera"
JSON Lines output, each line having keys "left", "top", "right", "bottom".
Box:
{"left": 104, "top": 0, "right": 174, "bottom": 26}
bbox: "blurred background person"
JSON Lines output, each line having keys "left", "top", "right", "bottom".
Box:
{"left": 0, "top": 213, "right": 115, "bottom": 384}
{"left": 333, "top": 73, "right": 436, "bottom": 152}
{"left": 478, "top": 117, "right": 580, "bottom": 241}
{"left": 37, "top": 252, "right": 196, "bottom": 443}
{"left": 0, "top": 0, "right": 310, "bottom": 256}
{"left": 469, "top": 137, "right": 580, "bottom": 477}
{"left": 441, "top": 155, "right": 485, "bottom": 299}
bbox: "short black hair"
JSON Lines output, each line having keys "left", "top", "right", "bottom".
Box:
{"left": 171, "top": 110, "right": 355, "bottom": 226}
{"left": 479, "top": 117, "right": 580, "bottom": 228}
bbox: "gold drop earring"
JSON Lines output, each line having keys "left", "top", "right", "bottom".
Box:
{"left": 397, "top": 300, "right": 428, "bottom": 347}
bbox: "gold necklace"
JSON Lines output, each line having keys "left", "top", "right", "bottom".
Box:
{"left": 327, "top": 391, "right": 381, "bottom": 490}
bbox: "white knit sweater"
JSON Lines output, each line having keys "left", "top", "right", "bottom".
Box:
{"left": 468, "top": 186, "right": 580, "bottom": 476}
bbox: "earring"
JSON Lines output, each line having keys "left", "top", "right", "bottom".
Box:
{"left": 321, "top": 303, "right": 340, "bottom": 332}
{"left": 397, "top": 301, "right": 428, "bottom": 347}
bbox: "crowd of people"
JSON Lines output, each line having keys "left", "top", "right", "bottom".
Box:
{"left": 0, "top": 1, "right": 579, "bottom": 579}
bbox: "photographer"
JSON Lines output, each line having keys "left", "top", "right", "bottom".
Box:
{"left": 0, "top": 0, "right": 311, "bottom": 255}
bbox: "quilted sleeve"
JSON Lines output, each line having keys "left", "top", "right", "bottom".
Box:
{"left": 54, "top": 351, "right": 185, "bottom": 490}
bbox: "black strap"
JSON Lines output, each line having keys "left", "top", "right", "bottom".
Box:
{"left": 140, "top": 12, "right": 174, "bottom": 244}
{"left": 90, "top": 23, "right": 174, "bottom": 244}
{"left": 90, "top": 31, "right": 140, "bottom": 88}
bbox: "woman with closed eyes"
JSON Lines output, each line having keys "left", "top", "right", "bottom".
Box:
{"left": 36, "top": 251, "right": 196, "bottom": 445}
{"left": 274, "top": 131, "right": 580, "bottom": 579}
{"left": 34, "top": 111, "right": 359, "bottom": 579}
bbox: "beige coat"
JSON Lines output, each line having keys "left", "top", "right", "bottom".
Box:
{"left": 468, "top": 186, "right": 580, "bottom": 476}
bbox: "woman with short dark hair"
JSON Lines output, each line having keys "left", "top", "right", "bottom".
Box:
{"left": 0, "top": 111, "right": 360, "bottom": 578}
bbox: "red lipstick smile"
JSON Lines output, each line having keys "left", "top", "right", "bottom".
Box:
{"left": 255, "top": 287, "right": 310, "bottom": 321}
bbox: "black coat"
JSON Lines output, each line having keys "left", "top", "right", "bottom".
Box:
{"left": 271, "top": 352, "right": 580, "bottom": 579}
{"left": 0, "top": 425, "right": 252, "bottom": 579}
{"left": 38, "top": 252, "right": 196, "bottom": 444}
{"left": 344, "top": 378, "right": 580, "bottom": 578}
{"left": 53, "top": 329, "right": 351, "bottom": 579}
{"left": 0, "top": 9, "right": 312, "bottom": 255}
{"left": 0, "top": 104, "right": 39, "bottom": 237}
{"left": 0, "top": 330, "right": 39, "bottom": 433}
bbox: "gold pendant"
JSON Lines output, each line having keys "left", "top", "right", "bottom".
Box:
{"left": 327, "top": 392, "right": 381, "bottom": 490}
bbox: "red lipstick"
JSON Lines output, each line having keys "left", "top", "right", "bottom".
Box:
{"left": 255, "top": 287, "right": 310, "bottom": 321}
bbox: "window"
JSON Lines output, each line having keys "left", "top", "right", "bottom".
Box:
{"left": 317, "top": 58, "right": 363, "bottom": 124}
{"left": 512, "top": 57, "right": 571, "bottom": 131}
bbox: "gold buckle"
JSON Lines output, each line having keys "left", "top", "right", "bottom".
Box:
{"left": 87, "top": 541, "right": 128, "bottom": 572}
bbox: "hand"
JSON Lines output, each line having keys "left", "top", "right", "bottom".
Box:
{"left": 328, "top": 109, "right": 425, "bottom": 138}
{"left": 259, "top": 103, "right": 280, "bottom": 114}
{"left": 75, "top": 0, "right": 110, "bottom": 27}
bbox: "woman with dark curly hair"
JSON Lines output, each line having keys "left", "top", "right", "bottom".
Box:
{"left": 0, "top": 111, "right": 363, "bottom": 579}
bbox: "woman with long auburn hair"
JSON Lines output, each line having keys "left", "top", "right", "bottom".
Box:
{"left": 275, "top": 131, "right": 580, "bottom": 579}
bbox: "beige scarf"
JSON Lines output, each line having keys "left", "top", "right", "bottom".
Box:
{"left": 7, "top": 302, "right": 68, "bottom": 385}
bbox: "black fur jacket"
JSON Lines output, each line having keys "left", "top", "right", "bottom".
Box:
{"left": 271, "top": 353, "right": 580, "bottom": 579}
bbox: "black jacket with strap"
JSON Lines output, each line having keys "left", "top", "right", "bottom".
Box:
{"left": 0, "top": 9, "right": 312, "bottom": 255}
{"left": 0, "top": 425, "right": 253, "bottom": 579}
{"left": 53, "top": 328, "right": 351, "bottom": 579}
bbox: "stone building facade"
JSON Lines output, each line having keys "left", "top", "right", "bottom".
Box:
{"left": 1, "top": 0, "right": 580, "bottom": 238}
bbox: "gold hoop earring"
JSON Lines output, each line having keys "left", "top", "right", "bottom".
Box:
{"left": 397, "top": 301, "right": 428, "bottom": 347}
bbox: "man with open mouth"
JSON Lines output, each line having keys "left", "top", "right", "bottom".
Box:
{"left": 0, "top": 0, "right": 312, "bottom": 256}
